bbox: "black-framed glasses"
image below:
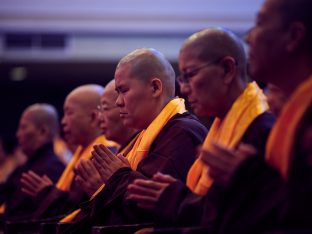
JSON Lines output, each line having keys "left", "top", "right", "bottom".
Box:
{"left": 177, "top": 58, "right": 222, "bottom": 85}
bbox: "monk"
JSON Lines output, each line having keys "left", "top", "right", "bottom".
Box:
{"left": 62, "top": 48, "right": 207, "bottom": 233}
{"left": 20, "top": 85, "right": 117, "bottom": 220}
{"left": 127, "top": 27, "right": 275, "bottom": 229}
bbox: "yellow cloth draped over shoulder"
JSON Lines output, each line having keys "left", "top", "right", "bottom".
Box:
{"left": 266, "top": 75, "right": 312, "bottom": 180}
{"left": 60, "top": 98, "right": 186, "bottom": 222}
{"left": 0, "top": 136, "right": 116, "bottom": 215}
{"left": 56, "top": 135, "right": 117, "bottom": 192}
{"left": 187, "top": 82, "right": 269, "bottom": 195}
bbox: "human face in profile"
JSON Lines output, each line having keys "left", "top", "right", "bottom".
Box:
{"left": 178, "top": 47, "right": 226, "bottom": 118}
{"left": 115, "top": 64, "right": 156, "bottom": 130}
{"left": 246, "top": 0, "right": 288, "bottom": 85}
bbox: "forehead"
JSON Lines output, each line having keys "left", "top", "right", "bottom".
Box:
{"left": 259, "top": 0, "right": 283, "bottom": 19}
{"left": 101, "top": 90, "right": 117, "bottom": 104}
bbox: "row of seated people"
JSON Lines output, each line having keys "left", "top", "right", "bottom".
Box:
{"left": 2, "top": 0, "right": 312, "bottom": 232}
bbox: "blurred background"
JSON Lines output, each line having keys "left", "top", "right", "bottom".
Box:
{"left": 0, "top": 0, "right": 263, "bottom": 139}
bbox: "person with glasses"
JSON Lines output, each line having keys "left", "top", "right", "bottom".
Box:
{"left": 18, "top": 85, "right": 117, "bottom": 223}
{"left": 71, "top": 80, "right": 139, "bottom": 198}
{"left": 127, "top": 27, "right": 275, "bottom": 230}
{"left": 60, "top": 48, "right": 207, "bottom": 233}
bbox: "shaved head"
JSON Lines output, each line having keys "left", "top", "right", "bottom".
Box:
{"left": 116, "top": 48, "right": 176, "bottom": 98}
{"left": 62, "top": 84, "right": 104, "bottom": 147}
{"left": 181, "top": 27, "right": 247, "bottom": 79}
{"left": 66, "top": 84, "right": 104, "bottom": 111}
{"left": 23, "top": 103, "right": 59, "bottom": 139}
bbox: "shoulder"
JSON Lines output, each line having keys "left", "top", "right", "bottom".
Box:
{"left": 163, "top": 112, "right": 208, "bottom": 136}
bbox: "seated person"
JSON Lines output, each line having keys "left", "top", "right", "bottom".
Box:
{"left": 62, "top": 48, "right": 208, "bottom": 233}
{"left": 127, "top": 27, "right": 275, "bottom": 228}
{"left": 20, "top": 85, "right": 118, "bottom": 220}
{"left": 0, "top": 103, "right": 65, "bottom": 221}
{"left": 72, "top": 79, "right": 139, "bottom": 199}
{"left": 130, "top": 0, "right": 312, "bottom": 232}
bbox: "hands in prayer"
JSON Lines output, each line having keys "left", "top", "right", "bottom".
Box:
{"left": 75, "top": 159, "right": 103, "bottom": 197}
{"left": 92, "top": 144, "right": 130, "bottom": 183}
{"left": 201, "top": 142, "right": 257, "bottom": 187}
{"left": 20, "top": 170, "right": 53, "bottom": 198}
{"left": 127, "top": 172, "right": 177, "bottom": 210}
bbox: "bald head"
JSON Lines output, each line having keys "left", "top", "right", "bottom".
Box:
{"left": 181, "top": 27, "right": 247, "bottom": 79}
{"left": 23, "top": 103, "right": 59, "bottom": 139}
{"left": 17, "top": 103, "right": 59, "bottom": 156}
{"left": 66, "top": 84, "right": 104, "bottom": 111}
{"left": 104, "top": 80, "right": 118, "bottom": 102}
{"left": 116, "top": 48, "right": 176, "bottom": 98}
{"left": 62, "top": 84, "right": 104, "bottom": 147}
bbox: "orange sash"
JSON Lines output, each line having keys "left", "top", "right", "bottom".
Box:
{"left": 60, "top": 98, "right": 186, "bottom": 222}
{"left": 56, "top": 135, "right": 117, "bottom": 192}
{"left": 187, "top": 82, "right": 269, "bottom": 195}
{"left": 266, "top": 76, "right": 312, "bottom": 180}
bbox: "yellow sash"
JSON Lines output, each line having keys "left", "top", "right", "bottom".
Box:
{"left": 187, "top": 82, "right": 269, "bottom": 195}
{"left": 60, "top": 98, "right": 186, "bottom": 222}
{"left": 266, "top": 76, "right": 312, "bottom": 180}
{"left": 56, "top": 135, "right": 117, "bottom": 192}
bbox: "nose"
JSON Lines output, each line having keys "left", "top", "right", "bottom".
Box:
{"left": 179, "top": 82, "right": 191, "bottom": 96}
{"left": 244, "top": 28, "right": 253, "bottom": 45}
{"left": 115, "top": 94, "right": 124, "bottom": 107}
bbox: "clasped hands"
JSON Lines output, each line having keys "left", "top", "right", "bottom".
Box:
{"left": 126, "top": 142, "right": 256, "bottom": 210}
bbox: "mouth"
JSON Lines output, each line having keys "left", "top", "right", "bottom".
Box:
{"left": 119, "top": 112, "right": 128, "bottom": 118}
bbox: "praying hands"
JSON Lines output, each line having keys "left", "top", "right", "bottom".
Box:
{"left": 201, "top": 142, "right": 257, "bottom": 187}
{"left": 91, "top": 144, "right": 130, "bottom": 183}
{"left": 20, "top": 170, "right": 53, "bottom": 198}
{"left": 75, "top": 159, "right": 103, "bottom": 197}
{"left": 127, "top": 172, "right": 177, "bottom": 210}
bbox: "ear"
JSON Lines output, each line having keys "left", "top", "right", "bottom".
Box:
{"left": 90, "top": 109, "right": 100, "bottom": 127}
{"left": 220, "top": 56, "right": 236, "bottom": 85}
{"left": 286, "top": 21, "right": 306, "bottom": 52}
{"left": 150, "top": 78, "right": 163, "bottom": 98}
{"left": 39, "top": 124, "right": 49, "bottom": 138}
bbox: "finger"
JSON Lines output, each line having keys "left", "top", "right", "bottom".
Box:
{"left": 93, "top": 144, "right": 115, "bottom": 163}
{"left": 20, "top": 177, "right": 37, "bottom": 192}
{"left": 132, "top": 179, "right": 165, "bottom": 190}
{"left": 21, "top": 187, "right": 37, "bottom": 197}
{"left": 126, "top": 193, "right": 158, "bottom": 203}
{"left": 21, "top": 173, "right": 40, "bottom": 188}
{"left": 42, "top": 175, "right": 53, "bottom": 185}
{"left": 92, "top": 150, "right": 109, "bottom": 168}
{"left": 78, "top": 160, "right": 91, "bottom": 179}
{"left": 27, "top": 170, "right": 45, "bottom": 184}
{"left": 152, "top": 172, "right": 176, "bottom": 183}
{"left": 127, "top": 183, "right": 158, "bottom": 197}
{"left": 117, "top": 154, "right": 130, "bottom": 166}
{"left": 98, "top": 144, "right": 116, "bottom": 159}
{"left": 236, "top": 143, "right": 257, "bottom": 157}
{"left": 200, "top": 149, "right": 224, "bottom": 169}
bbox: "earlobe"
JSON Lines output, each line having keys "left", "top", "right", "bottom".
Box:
{"left": 286, "top": 22, "right": 306, "bottom": 52}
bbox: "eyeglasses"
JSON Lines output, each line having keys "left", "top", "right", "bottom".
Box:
{"left": 96, "top": 104, "right": 118, "bottom": 113}
{"left": 177, "top": 58, "right": 222, "bottom": 85}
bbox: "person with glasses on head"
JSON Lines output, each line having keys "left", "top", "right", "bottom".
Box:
{"left": 127, "top": 27, "right": 275, "bottom": 230}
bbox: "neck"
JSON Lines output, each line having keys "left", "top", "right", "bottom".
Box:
{"left": 276, "top": 58, "right": 312, "bottom": 97}
{"left": 141, "top": 96, "right": 173, "bottom": 129}
{"left": 118, "top": 129, "right": 138, "bottom": 146}
{"left": 218, "top": 80, "right": 246, "bottom": 120}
